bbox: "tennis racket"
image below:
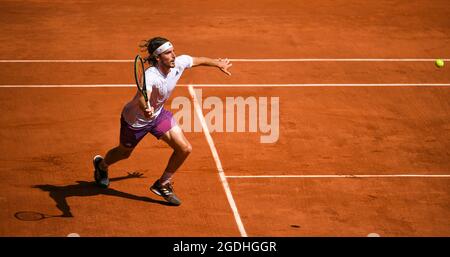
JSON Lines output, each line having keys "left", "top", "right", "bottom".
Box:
{"left": 14, "top": 211, "right": 66, "bottom": 221}
{"left": 134, "top": 55, "right": 151, "bottom": 111}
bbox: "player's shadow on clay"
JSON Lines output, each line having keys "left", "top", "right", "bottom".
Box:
{"left": 31, "top": 172, "right": 171, "bottom": 218}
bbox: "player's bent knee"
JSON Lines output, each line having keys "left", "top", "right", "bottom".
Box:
{"left": 185, "top": 144, "right": 192, "bottom": 155}
{"left": 122, "top": 150, "right": 132, "bottom": 159}
{"left": 118, "top": 144, "right": 134, "bottom": 159}
{"left": 179, "top": 143, "right": 192, "bottom": 155}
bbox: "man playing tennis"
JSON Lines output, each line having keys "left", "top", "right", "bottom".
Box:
{"left": 93, "top": 37, "right": 232, "bottom": 206}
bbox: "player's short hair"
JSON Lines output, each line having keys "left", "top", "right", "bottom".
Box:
{"left": 139, "top": 37, "right": 170, "bottom": 66}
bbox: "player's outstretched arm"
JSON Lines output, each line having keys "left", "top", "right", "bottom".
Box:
{"left": 192, "top": 57, "right": 232, "bottom": 76}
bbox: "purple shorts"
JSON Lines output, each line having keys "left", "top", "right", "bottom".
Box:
{"left": 120, "top": 108, "right": 176, "bottom": 148}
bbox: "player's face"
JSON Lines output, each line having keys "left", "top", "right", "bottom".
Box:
{"left": 158, "top": 47, "right": 176, "bottom": 68}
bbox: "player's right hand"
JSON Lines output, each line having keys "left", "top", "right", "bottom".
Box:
{"left": 144, "top": 106, "right": 155, "bottom": 118}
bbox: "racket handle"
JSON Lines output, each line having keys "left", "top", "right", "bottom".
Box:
{"left": 146, "top": 100, "right": 154, "bottom": 117}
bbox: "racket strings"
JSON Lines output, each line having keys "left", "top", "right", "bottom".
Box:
{"left": 134, "top": 55, "right": 149, "bottom": 104}
{"left": 135, "top": 58, "right": 145, "bottom": 89}
{"left": 14, "top": 211, "right": 45, "bottom": 221}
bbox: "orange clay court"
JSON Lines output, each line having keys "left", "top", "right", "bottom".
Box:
{"left": 0, "top": 0, "right": 449, "bottom": 237}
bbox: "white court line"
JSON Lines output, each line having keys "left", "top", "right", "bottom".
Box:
{"left": 0, "top": 58, "right": 449, "bottom": 63}
{"left": 1, "top": 83, "right": 450, "bottom": 88}
{"left": 188, "top": 85, "right": 248, "bottom": 237}
{"left": 226, "top": 174, "right": 450, "bottom": 178}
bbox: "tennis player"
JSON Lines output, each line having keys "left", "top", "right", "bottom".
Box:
{"left": 93, "top": 37, "right": 232, "bottom": 206}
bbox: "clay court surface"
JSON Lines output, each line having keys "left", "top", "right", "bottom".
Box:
{"left": 0, "top": 0, "right": 449, "bottom": 237}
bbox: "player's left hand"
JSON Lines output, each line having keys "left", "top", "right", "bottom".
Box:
{"left": 144, "top": 105, "right": 156, "bottom": 119}
{"left": 217, "top": 58, "right": 232, "bottom": 76}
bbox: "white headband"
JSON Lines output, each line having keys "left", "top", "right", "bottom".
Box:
{"left": 152, "top": 41, "right": 173, "bottom": 56}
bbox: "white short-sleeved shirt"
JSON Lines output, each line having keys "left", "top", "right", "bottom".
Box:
{"left": 122, "top": 55, "right": 193, "bottom": 128}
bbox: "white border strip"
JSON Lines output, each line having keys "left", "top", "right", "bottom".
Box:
{"left": 188, "top": 85, "right": 248, "bottom": 237}
{"left": 226, "top": 174, "right": 450, "bottom": 178}
{"left": 0, "top": 60, "right": 132, "bottom": 63}
{"left": 1, "top": 83, "right": 450, "bottom": 88}
{"left": 0, "top": 58, "right": 448, "bottom": 63}
{"left": 189, "top": 83, "right": 450, "bottom": 87}
{"left": 0, "top": 84, "right": 135, "bottom": 88}
{"left": 230, "top": 58, "right": 450, "bottom": 62}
